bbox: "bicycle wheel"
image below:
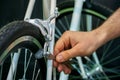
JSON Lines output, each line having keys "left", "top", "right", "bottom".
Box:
{"left": 0, "top": 21, "right": 46, "bottom": 80}
{"left": 56, "top": 0, "right": 120, "bottom": 80}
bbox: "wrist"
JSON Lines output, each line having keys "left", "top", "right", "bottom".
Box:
{"left": 91, "top": 27, "right": 108, "bottom": 48}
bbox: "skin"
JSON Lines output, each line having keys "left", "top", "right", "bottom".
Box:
{"left": 54, "top": 8, "right": 120, "bottom": 74}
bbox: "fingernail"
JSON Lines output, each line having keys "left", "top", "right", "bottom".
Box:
{"left": 57, "top": 54, "right": 64, "bottom": 62}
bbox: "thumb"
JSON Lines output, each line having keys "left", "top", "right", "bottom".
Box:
{"left": 56, "top": 48, "right": 78, "bottom": 62}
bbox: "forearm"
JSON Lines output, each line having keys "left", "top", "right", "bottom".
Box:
{"left": 93, "top": 8, "right": 120, "bottom": 47}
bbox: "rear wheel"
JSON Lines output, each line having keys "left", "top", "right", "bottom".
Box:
{"left": 56, "top": 0, "right": 120, "bottom": 79}
{"left": 0, "top": 21, "right": 46, "bottom": 80}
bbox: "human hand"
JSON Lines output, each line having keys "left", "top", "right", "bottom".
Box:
{"left": 53, "top": 31, "right": 102, "bottom": 74}
{"left": 54, "top": 8, "right": 120, "bottom": 74}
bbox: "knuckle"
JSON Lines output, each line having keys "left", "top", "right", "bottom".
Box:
{"left": 63, "top": 31, "right": 71, "bottom": 36}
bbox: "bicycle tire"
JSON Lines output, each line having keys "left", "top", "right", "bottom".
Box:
{"left": 56, "top": 0, "right": 120, "bottom": 80}
{"left": 0, "top": 21, "right": 46, "bottom": 80}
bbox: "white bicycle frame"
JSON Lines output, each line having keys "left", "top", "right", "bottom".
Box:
{"left": 7, "top": 0, "right": 102, "bottom": 80}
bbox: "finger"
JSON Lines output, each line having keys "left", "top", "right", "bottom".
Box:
{"left": 54, "top": 31, "right": 71, "bottom": 55}
{"left": 54, "top": 38, "right": 65, "bottom": 55}
{"left": 64, "top": 67, "right": 71, "bottom": 74}
{"left": 56, "top": 45, "right": 80, "bottom": 62}
{"left": 57, "top": 63, "right": 71, "bottom": 74}
{"left": 57, "top": 64, "right": 64, "bottom": 72}
{"left": 53, "top": 60, "right": 58, "bottom": 67}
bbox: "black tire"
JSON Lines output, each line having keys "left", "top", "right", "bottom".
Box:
{"left": 56, "top": 0, "right": 120, "bottom": 80}
{"left": 0, "top": 21, "right": 46, "bottom": 80}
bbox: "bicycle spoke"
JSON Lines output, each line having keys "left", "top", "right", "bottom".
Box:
{"left": 103, "top": 67, "right": 120, "bottom": 74}
{"left": 58, "top": 19, "right": 68, "bottom": 31}
{"left": 23, "top": 49, "right": 28, "bottom": 79}
{"left": 96, "top": 74, "right": 120, "bottom": 79}
{"left": 32, "top": 60, "right": 37, "bottom": 80}
{"left": 22, "top": 51, "right": 33, "bottom": 79}
{"left": 101, "top": 45, "right": 120, "bottom": 63}
{"left": 92, "top": 74, "right": 108, "bottom": 80}
{"left": 11, "top": 53, "right": 14, "bottom": 79}
{"left": 35, "top": 69, "right": 40, "bottom": 80}
{"left": 55, "top": 27, "right": 61, "bottom": 37}
{"left": 100, "top": 40, "right": 113, "bottom": 62}
{"left": 14, "top": 49, "right": 21, "bottom": 80}
{"left": 100, "top": 71, "right": 109, "bottom": 80}
{"left": 102, "top": 56, "right": 120, "bottom": 66}
{"left": 64, "top": 16, "right": 70, "bottom": 29}
{"left": 7, "top": 49, "right": 21, "bottom": 80}
{"left": 55, "top": 34, "right": 60, "bottom": 39}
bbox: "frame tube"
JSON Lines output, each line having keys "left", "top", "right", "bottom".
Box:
{"left": 24, "top": 0, "right": 36, "bottom": 20}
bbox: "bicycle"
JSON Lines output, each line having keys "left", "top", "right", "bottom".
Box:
{"left": 0, "top": 0, "right": 120, "bottom": 80}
